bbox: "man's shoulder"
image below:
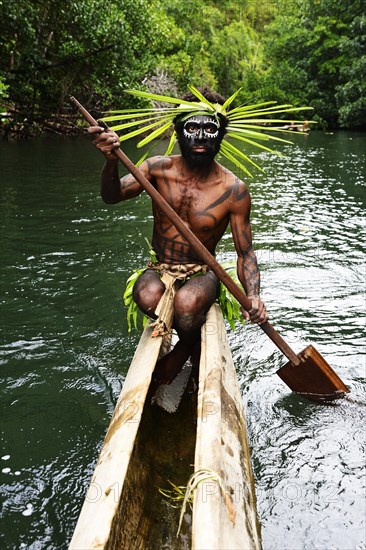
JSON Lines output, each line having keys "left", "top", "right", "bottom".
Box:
{"left": 216, "top": 162, "right": 249, "bottom": 191}
{"left": 146, "top": 155, "right": 174, "bottom": 171}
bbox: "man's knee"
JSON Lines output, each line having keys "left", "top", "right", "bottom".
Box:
{"left": 174, "top": 274, "right": 218, "bottom": 316}
{"left": 174, "top": 286, "right": 201, "bottom": 317}
{"left": 133, "top": 272, "right": 164, "bottom": 315}
{"left": 174, "top": 287, "right": 207, "bottom": 334}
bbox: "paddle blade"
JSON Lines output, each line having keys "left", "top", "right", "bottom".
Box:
{"left": 277, "top": 345, "right": 349, "bottom": 401}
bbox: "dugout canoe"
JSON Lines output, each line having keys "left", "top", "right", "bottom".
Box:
{"left": 69, "top": 303, "right": 261, "bottom": 549}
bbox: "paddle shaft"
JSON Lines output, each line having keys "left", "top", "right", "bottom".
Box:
{"left": 71, "top": 96, "right": 300, "bottom": 366}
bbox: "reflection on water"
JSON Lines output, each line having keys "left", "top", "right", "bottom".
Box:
{"left": 1, "top": 132, "right": 365, "bottom": 548}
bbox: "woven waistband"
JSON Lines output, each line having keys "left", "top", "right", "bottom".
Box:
{"left": 147, "top": 261, "right": 208, "bottom": 280}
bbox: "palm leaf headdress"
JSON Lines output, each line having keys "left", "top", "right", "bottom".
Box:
{"left": 102, "top": 85, "right": 313, "bottom": 177}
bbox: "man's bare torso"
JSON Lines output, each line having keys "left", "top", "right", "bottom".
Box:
{"left": 92, "top": 106, "right": 268, "bottom": 359}
{"left": 145, "top": 155, "right": 246, "bottom": 263}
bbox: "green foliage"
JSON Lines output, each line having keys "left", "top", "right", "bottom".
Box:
{"left": 218, "top": 263, "right": 245, "bottom": 330}
{"left": 0, "top": 0, "right": 179, "bottom": 118}
{"left": 123, "top": 267, "right": 148, "bottom": 332}
{"left": 157, "top": 0, "right": 265, "bottom": 96}
{"left": 122, "top": 238, "right": 156, "bottom": 332}
{"left": 256, "top": 1, "right": 365, "bottom": 129}
{"left": 159, "top": 480, "right": 193, "bottom": 509}
{"left": 335, "top": 16, "right": 366, "bottom": 128}
{"left": 1, "top": 0, "right": 363, "bottom": 131}
{"left": 209, "top": 20, "right": 262, "bottom": 97}
{"left": 0, "top": 73, "right": 9, "bottom": 111}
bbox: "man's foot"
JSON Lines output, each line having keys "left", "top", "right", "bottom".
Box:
{"left": 152, "top": 340, "right": 191, "bottom": 385}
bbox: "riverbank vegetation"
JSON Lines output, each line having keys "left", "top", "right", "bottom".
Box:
{"left": 1, "top": 0, "right": 364, "bottom": 137}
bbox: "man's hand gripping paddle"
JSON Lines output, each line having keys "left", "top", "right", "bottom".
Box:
{"left": 70, "top": 96, "right": 349, "bottom": 402}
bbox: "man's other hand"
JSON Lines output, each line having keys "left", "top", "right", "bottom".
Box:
{"left": 241, "top": 296, "right": 268, "bottom": 325}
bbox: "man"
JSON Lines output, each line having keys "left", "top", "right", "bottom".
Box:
{"left": 88, "top": 89, "right": 268, "bottom": 385}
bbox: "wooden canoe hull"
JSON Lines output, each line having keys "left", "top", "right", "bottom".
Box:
{"left": 69, "top": 325, "right": 175, "bottom": 549}
{"left": 69, "top": 304, "right": 261, "bottom": 549}
{"left": 193, "top": 304, "right": 261, "bottom": 550}
{"left": 103, "top": 382, "right": 196, "bottom": 549}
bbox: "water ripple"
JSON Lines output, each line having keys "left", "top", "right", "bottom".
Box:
{"left": 1, "top": 132, "right": 365, "bottom": 548}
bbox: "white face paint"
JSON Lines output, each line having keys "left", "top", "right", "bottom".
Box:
{"left": 183, "top": 115, "right": 220, "bottom": 140}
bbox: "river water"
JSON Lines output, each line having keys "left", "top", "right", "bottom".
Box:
{"left": 1, "top": 131, "right": 365, "bottom": 549}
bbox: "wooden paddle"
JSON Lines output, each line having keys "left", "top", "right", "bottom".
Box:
{"left": 71, "top": 97, "right": 349, "bottom": 401}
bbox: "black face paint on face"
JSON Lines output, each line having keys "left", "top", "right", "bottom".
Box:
{"left": 183, "top": 116, "right": 220, "bottom": 140}
{"left": 177, "top": 115, "right": 222, "bottom": 169}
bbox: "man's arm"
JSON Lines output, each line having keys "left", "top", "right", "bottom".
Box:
{"left": 88, "top": 125, "right": 148, "bottom": 204}
{"left": 100, "top": 159, "right": 146, "bottom": 204}
{"left": 229, "top": 177, "right": 268, "bottom": 324}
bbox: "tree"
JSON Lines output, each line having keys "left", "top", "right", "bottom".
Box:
{"left": 209, "top": 20, "right": 262, "bottom": 97}
{"left": 335, "top": 16, "right": 366, "bottom": 128}
{"left": 0, "top": 0, "right": 181, "bottom": 120}
{"left": 256, "top": 0, "right": 365, "bottom": 128}
{"left": 1, "top": 0, "right": 363, "bottom": 132}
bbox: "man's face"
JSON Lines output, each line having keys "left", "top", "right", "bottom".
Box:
{"left": 177, "top": 115, "right": 222, "bottom": 168}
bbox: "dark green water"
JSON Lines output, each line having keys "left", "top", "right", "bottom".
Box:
{"left": 1, "top": 131, "right": 365, "bottom": 549}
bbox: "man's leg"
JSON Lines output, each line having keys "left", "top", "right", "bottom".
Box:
{"left": 132, "top": 269, "right": 165, "bottom": 318}
{"left": 153, "top": 271, "right": 219, "bottom": 384}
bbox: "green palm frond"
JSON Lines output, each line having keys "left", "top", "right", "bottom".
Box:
{"left": 117, "top": 115, "right": 172, "bottom": 142}
{"left": 107, "top": 113, "right": 171, "bottom": 133}
{"left": 227, "top": 100, "right": 278, "bottom": 113}
{"left": 106, "top": 107, "right": 178, "bottom": 114}
{"left": 218, "top": 262, "right": 246, "bottom": 329}
{"left": 227, "top": 132, "right": 284, "bottom": 155}
{"left": 187, "top": 85, "right": 215, "bottom": 111}
{"left": 220, "top": 142, "right": 254, "bottom": 177}
{"left": 137, "top": 120, "right": 172, "bottom": 148}
{"left": 227, "top": 103, "right": 293, "bottom": 116}
{"left": 125, "top": 88, "right": 203, "bottom": 108}
{"left": 164, "top": 130, "right": 177, "bottom": 156}
{"left": 221, "top": 139, "right": 263, "bottom": 172}
{"left": 135, "top": 139, "right": 163, "bottom": 166}
{"left": 102, "top": 109, "right": 178, "bottom": 122}
{"left": 227, "top": 126, "right": 294, "bottom": 142}
{"left": 222, "top": 87, "right": 243, "bottom": 112}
